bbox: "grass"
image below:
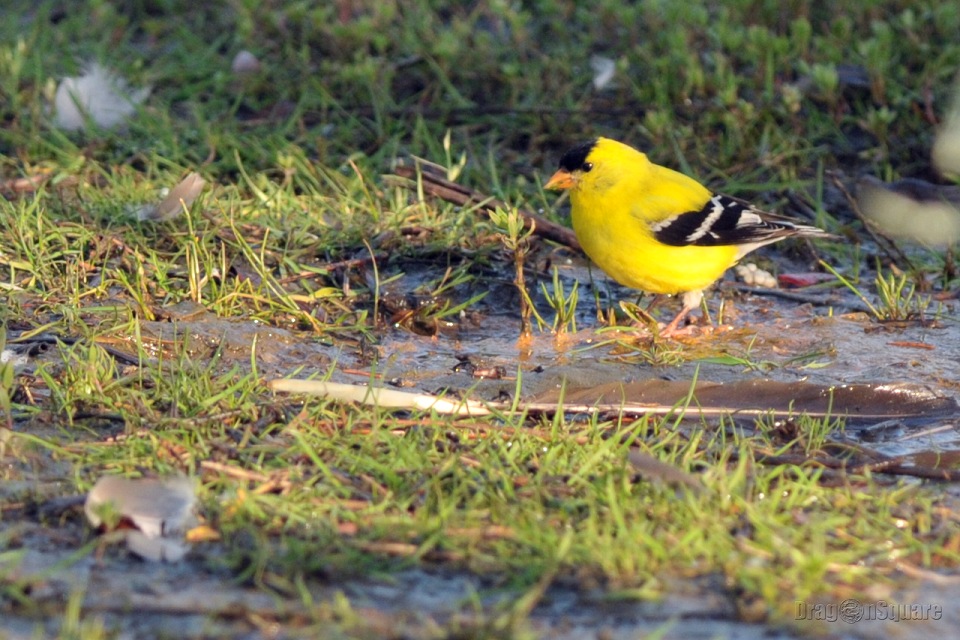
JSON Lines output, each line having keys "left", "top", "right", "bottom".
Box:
{"left": 821, "top": 260, "right": 935, "bottom": 322}
{"left": 3, "top": 0, "right": 960, "bottom": 637}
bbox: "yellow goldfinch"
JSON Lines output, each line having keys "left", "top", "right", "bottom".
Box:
{"left": 544, "top": 137, "right": 836, "bottom": 335}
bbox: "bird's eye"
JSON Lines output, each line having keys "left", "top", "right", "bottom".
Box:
{"left": 582, "top": 162, "right": 593, "bottom": 172}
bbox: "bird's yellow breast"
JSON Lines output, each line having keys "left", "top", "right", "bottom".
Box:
{"left": 569, "top": 167, "right": 740, "bottom": 295}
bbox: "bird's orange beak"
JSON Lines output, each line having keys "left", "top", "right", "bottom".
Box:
{"left": 544, "top": 169, "right": 576, "bottom": 190}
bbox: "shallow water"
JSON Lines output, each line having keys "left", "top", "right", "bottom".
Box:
{"left": 5, "top": 255, "right": 960, "bottom": 638}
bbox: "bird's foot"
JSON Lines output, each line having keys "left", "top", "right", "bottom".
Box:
{"left": 657, "top": 310, "right": 698, "bottom": 338}
{"left": 657, "top": 322, "right": 701, "bottom": 338}
{"left": 657, "top": 320, "right": 735, "bottom": 339}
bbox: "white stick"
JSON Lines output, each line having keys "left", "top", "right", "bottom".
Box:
{"left": 267, "top": 379, "right": 491, "bottom": 417}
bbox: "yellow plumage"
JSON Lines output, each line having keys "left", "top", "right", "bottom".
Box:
{"left": 545, "top": 137, "right": 835, "bottom": 335}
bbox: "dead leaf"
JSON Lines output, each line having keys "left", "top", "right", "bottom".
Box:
{"left": 135, "top": 173, "right": 206, "bottom": 221}
{"left": 85, "top": 475, "right": 198, "bottom": 562}
{"left": 777, "top": 272, "right": 836, "bottom": 288}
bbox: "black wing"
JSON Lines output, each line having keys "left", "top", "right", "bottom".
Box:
{"left": 650, "top": 194, "right": 829, "bottom": 247}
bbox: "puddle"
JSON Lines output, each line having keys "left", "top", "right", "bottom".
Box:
{"left": 10, "top": 257, "right": 960, "bottom": 480}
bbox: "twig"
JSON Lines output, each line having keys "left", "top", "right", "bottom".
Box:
{"left": 897, "top": 561, "right": 960, "bottom": 584}
{"left": 756, "top": 452, "right": 960, "bottom": 482}
{"left": 871, "top": 463, "right": 960, "bottom": 481}
{"left": 277, "top": 253, "right": 388, "bottom": 285}
{"left": 352, "top": 540, "right": 464, "bottom": 561}
{"left": 389, "top": 163, "right": 581, "bottom": 252}
{"left": 727, "top": 282, "right": 871, "bottom": 313}
{"left": 829, "top": 172, "right": 914, "bottom": 269}
{"left": 199, "top": 460, "right": 293, "bottom": 493}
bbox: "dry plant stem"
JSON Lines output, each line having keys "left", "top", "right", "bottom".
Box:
{"left": 756, "top": 452, "right": 960, "bottom": 482}
{"left": 515, "top": 236, "right": 533, "bottom": 339}
{"left": 334, "top": 416, "right": 590, "bottom": 445}
{"left": 390, "top": 165, "right": 582, "bottom": 252}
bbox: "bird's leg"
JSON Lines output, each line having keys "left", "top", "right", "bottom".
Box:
{"left": 659, "top": 290, "right": 705, "bottom": 337}
{"left": 642, "top": 293, "right": 667, "bottom": 314}
{"left": 660, "top": 307, "right": 695, "bottom": 336}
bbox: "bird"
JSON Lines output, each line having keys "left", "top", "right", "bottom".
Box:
{"left": 544, "top": 137, "right": 836, "bottom": 336}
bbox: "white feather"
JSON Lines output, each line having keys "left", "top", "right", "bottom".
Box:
{"left": 590, "top": 55, "right": 616, "bottom": 91}
{"left": 54, "top": 63, "right": 150, "bottom": 131}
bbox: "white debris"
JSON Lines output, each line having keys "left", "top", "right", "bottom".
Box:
{"left": 735, "top": 262, "right": 777, "bottom": 288}
{"left": 231, "top": 50, "right": 261, "bottom": 75}
{"left": 53, "top": 63, "right": 150, "bottom": 131}
{"left": 268, "top": 379, "right": 490, "bottom": 416}
{"left": 1, "top": 349, "right": 29, "bottom": 367}
{"left": 590, "top": 55, "right": 616, "bottom": 91}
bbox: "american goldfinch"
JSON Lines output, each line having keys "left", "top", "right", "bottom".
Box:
{"left": 544, "top": 137, "right": 836, "bottom": 335}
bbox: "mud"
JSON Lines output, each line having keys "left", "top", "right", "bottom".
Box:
{"left": 4, "top": 253, "right": 960, "bottom": 639}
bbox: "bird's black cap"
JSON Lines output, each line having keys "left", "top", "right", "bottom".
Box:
{"left": 557, "top": 139, "right": 598, "bottom": 172}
